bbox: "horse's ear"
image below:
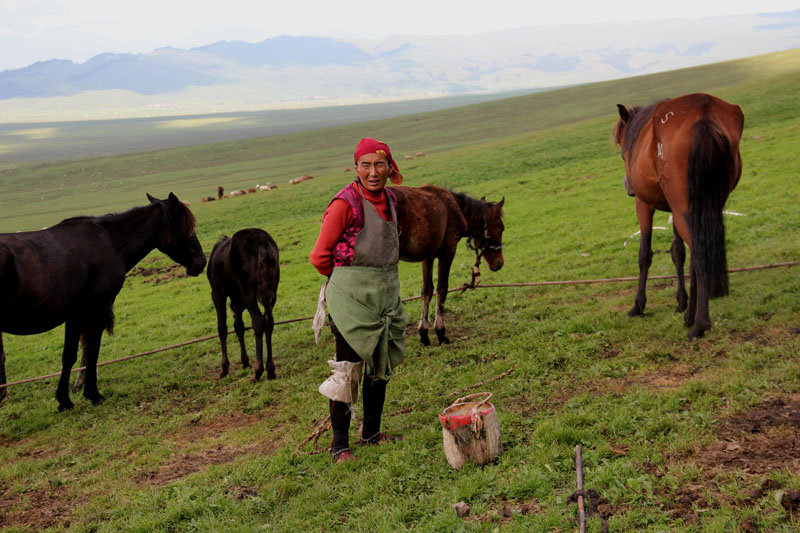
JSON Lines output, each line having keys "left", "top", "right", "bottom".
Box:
{"left": 617, "top": 104, "right": 629, "bottom": 122}
{"left": 480, "top": 196, "right": 486, "bottom": 202}
{"left": 497, "top": 197, "right": 505, "bottom": 209}
{"left": 167, "top": 192, "right": 180, "bottom": 208}
{"left": 147, "top": 193, "right": 157, "bottom": 204}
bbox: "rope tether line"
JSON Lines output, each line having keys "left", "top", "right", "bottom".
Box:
{"left": 1, "top": 260, "right": 797, "bottom": 391}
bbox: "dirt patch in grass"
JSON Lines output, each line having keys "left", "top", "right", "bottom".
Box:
{"left": 658, "top": 394, "right": 800, "bottom": 526}
{"left": 137, "top": 412, "right": 287, "bottom": 488}
{"left": 128, "top": 262, "right": 188, "bottom": 285}
{"left": 175, "top": 411, "right": 263, "bottom": 443}
{"left": 0, "top": 485, "right": 88, "bottom": 531}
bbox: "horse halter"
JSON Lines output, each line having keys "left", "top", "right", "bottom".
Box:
{"left": 466, "top": 220, "right": 503, "bottom": 257}
{"left": 462, "top": 220, "right": 503, "bottom": 292}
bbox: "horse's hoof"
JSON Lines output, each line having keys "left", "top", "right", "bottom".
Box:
{"left": 219, "top": 369, "right": 228, "bottom": 379}
{"left": 437, "top": 334, "right": 450, "bottom": 345}
{"left": 91, "top": 394, "right": 106, "bottom": 406}
{"left": 687, "top": 327, "right": 705, "bottom": 341}
{"left": 675, "top": 302, "right": 688, "bottom": 313}
{"left": 628, "top": 307, "right": 644, "bottom": 317}
{"left": 267, "top": 369, "right": 276, "bottom": 381}
{"left": 419, "top": 331, "right": 430, "bottom": 346}
{"left": 58, "top": 400, "right": 75, "bottom": 412}
{"left": 241, "top": 360, "right": 250, "bottom": 369}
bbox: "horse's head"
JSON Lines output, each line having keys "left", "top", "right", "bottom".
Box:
{"left": 482, "top": 197, "right": 505, "bottom": 271}
{"left": 148, "top": 192, "right": 207, "bottom": 276}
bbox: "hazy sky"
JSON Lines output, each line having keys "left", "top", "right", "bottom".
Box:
{"left": 1, "top": 0, "right": 798, "bottom": 72}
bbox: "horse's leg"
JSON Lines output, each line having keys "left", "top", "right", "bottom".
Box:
{"left": 247, "top": 304, "right": 265, "bottom": 382}
{"left": 434, "top": 253, "right": 454, "bottom": 345}
{"left": 628, "top": 199, "right": 655, "bottom": 317}
{"left": 80, "top": 322, "right": 106, "bottom": 406}
{"left": 56, "top": 320, "right": 81, "bottom": 411}
{"left": 685, "top": 267, "right": 698, "bottom": 329}
{"left": 231, "top": 300, "right": 249, "bottom": 370}
{"left": 0, "top": 331, "right": 7, "bottom": 404}
{"left": 264, "top": 307, "right": 276, "bottom": 381}
{"left": 670, "top": 225, "right": 688, "bottom": 313}
{"left": 71, "top": 335, "right": 88, "bottom": 392}
{"left": 688, "top": 259, "right": 712, "bottom": 340}
{"left": 212, "top": 289, "right": 231, "bottom": 378}
{"left": 418, "top": 259, "right": 434, "bottom": 346}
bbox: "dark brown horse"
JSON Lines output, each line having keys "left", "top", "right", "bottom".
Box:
{"left": 0, "top": 193, "right": 206, "bottom": 410}
{"left": 612, "top": 93, "right": 743, "bottom": 339}
{"left": 207, "top": 228, "right": 280, "bottom": 381}
{"left": 391, "top": 185, "right": 505, "bottom": 345}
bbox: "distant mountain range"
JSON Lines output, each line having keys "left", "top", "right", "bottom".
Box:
{"left": 1, "top": 11, "right": 798, "bottom": 119}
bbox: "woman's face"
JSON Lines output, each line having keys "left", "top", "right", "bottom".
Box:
{"left": 355, "top": 153, "right": 392, "bottom": 193}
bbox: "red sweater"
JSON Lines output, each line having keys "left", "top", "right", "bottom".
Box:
{"left": 309, "top": 182, "right": 391, "bottom": 276}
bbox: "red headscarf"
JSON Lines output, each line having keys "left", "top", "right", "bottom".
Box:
{"left": 353, "top": 138, "right": 404, "bottom": 184}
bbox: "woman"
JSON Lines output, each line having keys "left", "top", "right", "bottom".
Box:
{"left": 310, "top": 138, "right": 406, "bottom": 463}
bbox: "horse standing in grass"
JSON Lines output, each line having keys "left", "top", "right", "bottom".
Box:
{"left": 390, "top": 185, "right": 505, "bottom": 346}
{"left": 207, "top": 228, "right": 280, "bottom": 381}
{"left": 612, "top": 93, "right": 744, "bottom": 339}
{"left": 0, "top": 193, "right": 206, "bottom": 410}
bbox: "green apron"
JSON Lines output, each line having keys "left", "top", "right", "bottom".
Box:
{"left": 326, "top": 190, "right": 406, "bottom": 380}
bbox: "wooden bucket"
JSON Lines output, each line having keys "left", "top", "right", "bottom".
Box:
{"left": 439, "top": 392, "right": 502, "bottom": 469}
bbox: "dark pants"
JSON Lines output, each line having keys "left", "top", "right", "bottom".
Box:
{"left": 329, "top": 320, "right": 387, "bottom": 456}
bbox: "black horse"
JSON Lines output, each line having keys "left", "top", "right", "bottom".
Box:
{"left": 0, "top": 193, "right": 206, "bottom": 410}
{"left": 207, "top": 228, "right": 280, "bottom": 382}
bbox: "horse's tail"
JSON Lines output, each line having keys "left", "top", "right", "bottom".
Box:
{"left": 688, "top": 118, "right": 734, "bottom": 299}
{"left": 257, "top": 247, "right": 278, "bottom": 312}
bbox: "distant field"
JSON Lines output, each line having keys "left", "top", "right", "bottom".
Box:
{"left": 0, "top": 48, "right": 799, "bottom": 532}
{"left": 0, "top": 89, "right": 543, "bottom": 164}
{"left": 1, "top": 49, "right": 798, "bottom": 233}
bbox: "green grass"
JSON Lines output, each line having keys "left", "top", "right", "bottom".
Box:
{"left": 1, "top": 48, "right": 799, "bottom": 532}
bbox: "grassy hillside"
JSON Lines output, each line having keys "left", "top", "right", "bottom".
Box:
{"left": 2, "top": 48, "right": 798, "bottom": 233}
{"left": 0, "top": 49, "right": 799, "bottom": 531}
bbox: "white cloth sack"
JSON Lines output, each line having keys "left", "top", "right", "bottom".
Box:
{"left": 318, "top": 360, "right": 363, "bottom": 403}
{"left": 312, "top": 280, "right": 328, "bottom": 344}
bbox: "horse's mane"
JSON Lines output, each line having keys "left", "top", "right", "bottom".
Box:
{"left": 60, "top": 200, "right": 197, "bottom": 243}
{"left": 612, "top": 102, "right": 659, "bottom": 158}
{"left": 449, "top": 190, "right": 488, "bottom": 222}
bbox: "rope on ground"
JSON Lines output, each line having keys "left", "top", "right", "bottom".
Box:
{"left": 2, "top": 260, "right": 798, "bottom": 391}
{"left": 448, "top": 366, "right": 515, "bottom": 397}
{"left": 294, "top": 415, "right": 332, "bottom": 456}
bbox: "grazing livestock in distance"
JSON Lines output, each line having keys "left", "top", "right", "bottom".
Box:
{"left": 0, "top": 193, "right": 206, "bottom": 410}
{"left": 404, "top": 155, "right": 414, "bottom": 160}
{"left": 207, "top": 228, "right": 280, "bottom": 381}
{"left": 612, "top": 93, "right": 743, "bottom": 339}
{"left": 390, "top": 185, "right": 505, "bottom": 346}
{"left": 416, "top": 152, "right": 425, "bottom": 157}
{"left": 218, "top": 186, "right": 224, "bottom": 199}
{"left": 290, "top": 175, "right": 313, "bottom": 185}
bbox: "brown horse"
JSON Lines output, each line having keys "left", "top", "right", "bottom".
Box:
{"left": 612, "top": 93, "right": 744, "bottom": 339}
{"left": 391, "top": 185, "right": 505, "bottom": 345}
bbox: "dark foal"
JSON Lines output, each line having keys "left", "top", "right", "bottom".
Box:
{"left": 207, "top": 228, "right": 280, "bottom": 381}
{"left": 391, "top": 185, "right": 505, "bottom": 346}
{"left": 0, "top": 193, "right": 206, "bottom": 410}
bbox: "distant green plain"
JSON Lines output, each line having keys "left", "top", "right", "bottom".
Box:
{"left": 0, "top": 49, "right": 798, "bottom": 532}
